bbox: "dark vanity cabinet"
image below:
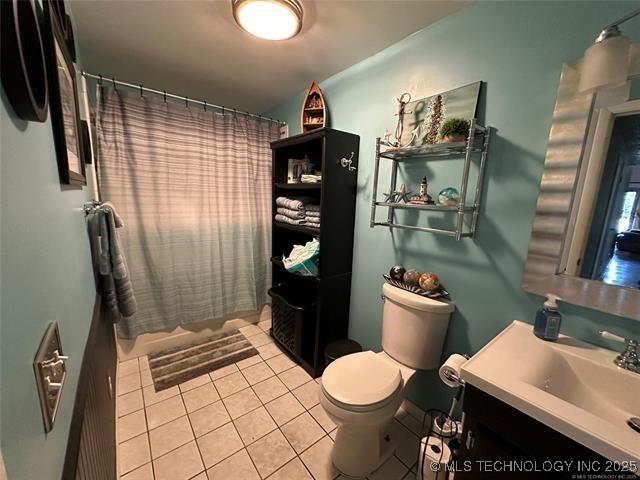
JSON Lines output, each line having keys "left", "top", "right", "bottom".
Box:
{"left": 456, "top": 385, "right": 635, "bottom": 479}
{"left": 269, "top": 128, "right": 359, "bottom": 378}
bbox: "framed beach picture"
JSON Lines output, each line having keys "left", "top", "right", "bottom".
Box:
{"left": 43, "top": 0, "right": 85, "bottom": 186}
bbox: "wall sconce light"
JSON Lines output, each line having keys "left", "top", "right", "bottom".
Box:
{"left": 579, "top": 8, "right": 640, "bottom": 93}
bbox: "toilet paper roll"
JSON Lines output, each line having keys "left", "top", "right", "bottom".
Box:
{"left": 438, "top": 353, "right": 467, "bottom": 387}
{"left": 418, "top": 436, "right": 452, "bottom": 480}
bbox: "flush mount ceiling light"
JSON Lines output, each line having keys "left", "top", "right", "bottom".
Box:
{"left": 232, "top": 0, "right": 303, "bottom": 41}
{"left": 578, "top": 8, "right": 640, "bottom": 93}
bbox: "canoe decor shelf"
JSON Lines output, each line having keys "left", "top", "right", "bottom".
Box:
{"left": 370, "top": 118, "right": 492, "bottom": 240}
{"left": 300, "top": 81, "right": 326, "bottom": 133}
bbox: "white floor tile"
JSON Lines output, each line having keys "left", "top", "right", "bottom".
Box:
{"left": 277, "top": 366, "right": 312, "bottom": 390}
{"left": 369, "top": 455, "right": 409, "bottom": 480}
{"left": 149, "top": 415, "right": 194, "bottom": 459}
{"left": 197, "top": 422, "right": 244, "bottom": 468}
{"left": 309, "top": 404, "right": 336, "bottom": 433}
{"left": 300, "top": 436, "right": 337, "bottom": 480}
{"left": 189, "top": 400, "right": 231, "bottom": 437}
{"left": 247, "top": 332, "right": 272, "bottom": 348}
{"left": 119, "top": 433, "right": 151, "bottom": 476}
{"left": 214, "top": 371, "right": 250, "bottom": 398}
{"left": 239, "top": 324, "right": 262, "bottom": 338}
{"left": 265, "top": 393, "right": 305, "bottom": 426}
{"left": 222, "top": 387, "right": 261, "bottom": 420}
{"left": 281, "top": 412, "right": 325, "bottom": 454}
{"left": 119, "top": 372, "right": 142, "bottom": 396}
{"left": 291, "top": 380, "right": 320, "bottom": 410}
{"left": 390, "top": 420, "right": 420, "bottom": 469}
{"left": 268, "top": 457, "right": 313, "bottom": 480}
{"left": 246, "top": 429, "right": 296, "bottom": 478}
{"left": 257, "top": 320, "right": 271, "bottom": 332}
{"left": 241, "top": 362, "right": 275, "bottom": 385}
{"left": 182, "top": 382, "right": 220, "bottom": 413}
{"left": 153, "top": 441, "right": 204, "bottom": 480}
{"left": 146, "top": 395, "right": 186, "bottom": 429}
{"left": 119, "top": 409, "right": 148, "bottom": 443}
{"left": 178, "top": 373, "right": 212, "bottom": 393}
{"left": 265, "top": 354, "right": 296, "bottom": 374}
{"left": 140, "top": 368, "right": 154, "bottom": 388}
{"left": 209, "top": 363, "right": 240, "bottom": 381}
{"left": 207, "top": 449, "right": 260, "bottom": 480}
{"left": 120, "top": 462, "right": 153, "bottom": 480}
{"left": 233, "top": 406, "right": 277, "bottom": 446}
{"left": 118, "top": 389, "right": 144, "bottom": 417}
{"left": 236, "top": 355, "right": 262, "bottom": 370}
{"left": 138, "top": 355, "right": 150, "bottom": 371}
{"left": 251, "top": 376, "right": 288, "bottom": 404}
{"left": 142, "top": 384, "right": 180, "bottom": 407}
{"left": 119, "top": 358, "right": 140, "bottom": 378}
{"left": 256, "top": 342, "right": 283, "bottom": 360}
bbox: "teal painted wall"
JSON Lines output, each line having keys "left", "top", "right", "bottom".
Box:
{"left": 269, "top": 1, "right": 640, "bottom": 410}
{"left": 0, "top": 10, "right": 96, "bottom": 478}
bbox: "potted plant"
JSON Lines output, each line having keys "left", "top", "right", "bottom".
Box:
{"left": 439, "top": 117, "right": 470, "bottom": 143}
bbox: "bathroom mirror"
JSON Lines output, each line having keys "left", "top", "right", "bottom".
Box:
{"left": 523, "top": 58, "right": 640, "bottom": 320}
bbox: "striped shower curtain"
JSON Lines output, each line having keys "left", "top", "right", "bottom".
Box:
{"left": 95, "top": 87, "right": 279, "bottom": 338}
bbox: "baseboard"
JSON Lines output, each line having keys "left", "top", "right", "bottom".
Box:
{"left": 116, "top": 305, "right": 272, "bottom": 361}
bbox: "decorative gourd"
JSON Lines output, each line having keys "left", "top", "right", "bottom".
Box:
{"left": 300, "top": 81, "right": 326, "bottom": 133}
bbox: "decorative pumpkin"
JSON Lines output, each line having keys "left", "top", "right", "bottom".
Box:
{"left": 403, "top": 269, "right": 421, "bottom": 287}
{"left": 389, "top": 265, "right": 406, "bottom": 281}
{"left": 419, "top": 272, "right": 440, "bottom": 292}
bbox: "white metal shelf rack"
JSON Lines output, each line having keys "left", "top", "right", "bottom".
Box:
{"left": 370, "top": 119, "right": 491, "bottom": 240}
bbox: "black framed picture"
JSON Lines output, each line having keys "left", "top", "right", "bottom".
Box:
{"left": 43, "top": 0, "right": 85, "bottom": 186}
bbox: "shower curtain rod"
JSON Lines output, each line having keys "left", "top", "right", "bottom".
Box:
{"left": 81, "top": 71, "right": 286, "bottom": 126}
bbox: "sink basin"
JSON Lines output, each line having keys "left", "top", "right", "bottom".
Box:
{"left": 461, "top": 320, "right": 640, "bottom": 463}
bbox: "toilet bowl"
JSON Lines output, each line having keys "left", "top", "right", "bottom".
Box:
{"left": 320, "top": 350, "right": 416, "bottom": 477}
{"left": 320, "top": 283, "right": 454, "bottom": 477}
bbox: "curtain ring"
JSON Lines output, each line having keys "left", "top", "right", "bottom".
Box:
{"left": 112, "top": 77, "right": 117, "bottom": 90}
{"left": 139, "top": 85, "right": 143, "bottom": 97}
{"left": 203, "top": 100, "right": 207, "bottom": 112}
{"left": 185, "top": 96, "right": 189, "bottom": 109}
{"left": 163, "top": 91, "right": 167, "bottom": 103}
{"left": 222, "top": 106, "right": 225, "bottom": 116}
{"left": 98, "top": 74, "right": 103, "bottom": 86}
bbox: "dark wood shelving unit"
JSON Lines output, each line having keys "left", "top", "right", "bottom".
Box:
{"left": 270, "top": 128, "right": 359, "bottom": 377}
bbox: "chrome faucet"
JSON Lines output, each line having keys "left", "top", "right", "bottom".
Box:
{"left": 599, "top": 331, "right": 639, "bottom": 373}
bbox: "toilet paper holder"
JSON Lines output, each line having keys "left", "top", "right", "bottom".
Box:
{"left": 442, "top": 369, "right": 465, "bottom": 386}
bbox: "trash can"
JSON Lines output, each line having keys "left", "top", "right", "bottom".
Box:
{"left": 324, "top": 339, "right": 363, "bottom": 366}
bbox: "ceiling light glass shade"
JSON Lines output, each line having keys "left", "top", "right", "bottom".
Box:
{"left": 578, "top": 35, "right": 631, "bottom": 93}
{"left": 232, "top": 0, "right": 303, "bottom": 41}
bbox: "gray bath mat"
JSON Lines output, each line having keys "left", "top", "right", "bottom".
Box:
{"left": 148, "top": 329, "right": 259, "bottom": 391}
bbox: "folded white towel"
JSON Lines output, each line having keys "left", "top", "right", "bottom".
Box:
{"left": 277, "top": 207, "right": 305, "bottom": 219}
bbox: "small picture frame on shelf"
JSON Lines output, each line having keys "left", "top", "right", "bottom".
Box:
{"left": 287, "top": 158, "right": 310, "bottom": 183}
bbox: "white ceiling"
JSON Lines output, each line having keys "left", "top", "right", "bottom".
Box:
{"left": 70, "top": 0, "right": 470, "bottom": 113}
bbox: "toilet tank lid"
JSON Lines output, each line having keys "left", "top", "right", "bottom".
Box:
{"left": 382, "top": 283, "right": 455, "bottom": 313}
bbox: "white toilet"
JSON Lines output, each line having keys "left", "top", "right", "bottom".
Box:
{"left": 319, "top": 283, "right": 454, "bottom": 477}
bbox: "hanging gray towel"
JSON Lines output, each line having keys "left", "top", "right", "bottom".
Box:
{"left": 94, "top": 202, "right": 137, "bottom": 318}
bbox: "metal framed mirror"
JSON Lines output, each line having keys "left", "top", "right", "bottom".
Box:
{"left": 523, "top": 52, "right": 640, "bottom": 320}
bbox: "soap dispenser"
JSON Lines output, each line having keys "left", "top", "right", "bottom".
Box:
{"left": 534, "top": 294, "right": 562, "bottom": 341}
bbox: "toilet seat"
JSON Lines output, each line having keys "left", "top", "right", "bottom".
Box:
{"left": 321, "top": 351, "right": 403, "bottom": 412}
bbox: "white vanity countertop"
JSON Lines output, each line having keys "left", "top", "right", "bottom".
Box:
{"left": 460, "top": 320, "right": 640, "bottom": 464}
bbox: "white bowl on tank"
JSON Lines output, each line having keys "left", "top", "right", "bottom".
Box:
{"left": 319, "top": 283, "right": 455, "bottom": 477}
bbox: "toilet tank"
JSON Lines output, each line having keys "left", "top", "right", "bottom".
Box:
{"left": 381, "top": 283, "right": 455, "bottom": 370}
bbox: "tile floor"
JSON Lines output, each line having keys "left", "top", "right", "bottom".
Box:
{"left": 116, "top": 319, "right": 425, "bottom": 480}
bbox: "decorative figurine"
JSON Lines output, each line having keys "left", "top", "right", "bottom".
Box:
{"left": 397, "top": 183, "right": 413, "bottom": 204}
{"left": 409, "top": 176, "right": 434, "bottom": 204}
{"left": 389, "top": 265, "right": 406, "bottom": 281}
{"left": 419, "top": 272, "right": 440, "bottom": 292}
{"left": 403, "top": 269, "right": 421, "bottom": 287}
{"left": 438, "top": 187, "right": 460, "bottom": 206}
{"left": 394, "top": 92, "right": 412, "bottom": 145}
{"left": 383, "top": 190, "right": 398, "bottom": 203}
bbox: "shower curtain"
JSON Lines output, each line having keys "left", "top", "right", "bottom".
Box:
{"left": 95, "top": 87, "right": 279, "bottom": 338}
